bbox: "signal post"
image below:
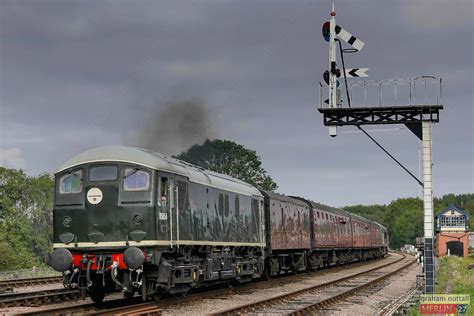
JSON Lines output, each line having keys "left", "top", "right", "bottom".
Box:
{"left": 318, "top": 5, "right": 442, "bottom": 294}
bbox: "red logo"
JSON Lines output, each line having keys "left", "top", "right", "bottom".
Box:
{"left": 420, "top": 304, "right": 457, "bottom": 314}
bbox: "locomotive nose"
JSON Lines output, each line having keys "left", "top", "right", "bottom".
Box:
{"left": 49, "top": 248, "right": 73, "bottom": 272}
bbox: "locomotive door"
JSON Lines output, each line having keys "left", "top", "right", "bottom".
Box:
{"left": 158, "top": 176, "right": 182, "bottom": 248}
{"left": 158, "top": 176, "right": 176, "bottom": 246}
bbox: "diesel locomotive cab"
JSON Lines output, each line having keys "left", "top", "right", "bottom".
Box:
{"left": 50, "top": 162, "right": 158, "bottom": 302}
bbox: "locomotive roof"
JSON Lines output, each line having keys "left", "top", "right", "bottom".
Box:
{"left": 56, "top": 146, "right": 262, "bottom": 197}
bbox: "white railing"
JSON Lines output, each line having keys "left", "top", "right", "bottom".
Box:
{"left": 319, "top": 76, "right": 442, "bottom": 109}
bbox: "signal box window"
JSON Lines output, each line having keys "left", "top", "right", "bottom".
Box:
{"left": 124, "top": 168, "right": 150, "bottom": 191}
{"left": 89, "top": 166, "right": 117, "bottom": 181}
{"left": 59, "top": 170, "right": 83, "bottom": 194}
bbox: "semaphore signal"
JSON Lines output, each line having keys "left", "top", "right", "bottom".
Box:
{"left": 322, "top": 3, "right": 369, "bottom": 122}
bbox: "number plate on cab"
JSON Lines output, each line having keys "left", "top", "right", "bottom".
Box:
{"left": 159, "top": 213, "right": 168, "bottom": 220}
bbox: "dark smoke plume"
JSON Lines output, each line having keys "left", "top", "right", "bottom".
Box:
{"left": 125, "top": 98, "right": 215, "bottom": 155}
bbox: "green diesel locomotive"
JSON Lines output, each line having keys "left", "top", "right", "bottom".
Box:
{"left": 50, "top": 146, "right": 265, "bottom": 302}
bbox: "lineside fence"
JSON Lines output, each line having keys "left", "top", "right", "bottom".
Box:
{"left": 0, "top": 268, "right": 60, "bottom": 280}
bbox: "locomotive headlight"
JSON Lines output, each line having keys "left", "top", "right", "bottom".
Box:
{"left": 133, "top": 214, "right": 143, "bottom": 226}
{"left": 49, "top": 248, "right": 73, "bottom": 272}
{"left": 63, "top": 216, "right": 72, "bottom": 228}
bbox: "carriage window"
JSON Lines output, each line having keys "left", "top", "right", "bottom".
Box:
{"left": 124, "top": 168, "right": 150, "bottom": 191}
{"left": 281, "top": 207, "right": 285, "bottom": 227}
{"left": 59, "top": 170, "right": 83, "bottom": 194}
{"left": 235, "top": 196, "right": 240, "bottom": 217}
{"left": 89, "top": 166, "right": 117, "bottom": 181}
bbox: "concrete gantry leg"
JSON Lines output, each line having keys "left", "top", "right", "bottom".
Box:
{"left": 422, "top": 121, "right": 434, "bottom": 293}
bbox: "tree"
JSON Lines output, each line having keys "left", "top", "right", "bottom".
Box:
{"left": 0, "top": 167, "right": 54, "bottom": 269}
{"left": 175, "top": 139, "right": 278, "bottom": 191}
{"left": 344, "top": 193, "right": 474, "bottom": 249}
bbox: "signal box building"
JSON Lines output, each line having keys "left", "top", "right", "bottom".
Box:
{"left": 434, "top": 204, "right": 469, "bottom": 257}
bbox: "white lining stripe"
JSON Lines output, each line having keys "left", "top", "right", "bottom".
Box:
{"left": 53, "top": 240, "right": 265, "bottom": 249}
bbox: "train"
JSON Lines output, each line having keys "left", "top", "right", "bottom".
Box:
{"left": 49, "top": 146, "right": 388, "bottom": 303}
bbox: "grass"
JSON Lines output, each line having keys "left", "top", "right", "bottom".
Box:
{"left": 408, "top": 254, "right": 474, "bottom": 315}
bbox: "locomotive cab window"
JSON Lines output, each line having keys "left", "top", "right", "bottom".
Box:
{"left": 89, "top": 165, "right": 117, "bottom": 181}
{"left": 59, "top": 170, "right": 83, "bottom": 194}
{"left": 124, "top": 168, "right": 150, "bottom": 191}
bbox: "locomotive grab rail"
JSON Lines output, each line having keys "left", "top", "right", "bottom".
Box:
{"left": 176, "top": 186, "right": 180, "bottom": 248}
{"left": 169, "top": 182, "right": 173, "bottom": 248}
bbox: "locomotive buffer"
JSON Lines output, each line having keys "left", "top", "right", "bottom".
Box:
{"left": 318, "top": 4, "right": 443, "bottom": 294}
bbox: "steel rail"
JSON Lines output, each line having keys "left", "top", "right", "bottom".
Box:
{"left": 213, "top": 253, "right": 413, "bottom": 315}
{"left": 0, "top": 288, "right": 80, "bottom": 308}
{"left": 0, "top": 276, "right": 62, "bottom": 288}
{"left": 18, "top": 253, "right": 396, "bottom": 315}
{"left": 378, "top": 285, "right": 419, "bottom": 316}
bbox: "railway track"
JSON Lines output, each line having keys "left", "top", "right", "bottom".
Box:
{"left": 213, "top": 253, "right": 415, "bottom": 315}
{"left": 0, "top": 288, "right": 80, "bottom": 308}
{"left": 378, "top": 284, "right": 420, "bottom": 316}
{"left": 0, "top": 276, "right": 62, "bottom": 289}
{"left": 20, "top": 253, "right": 401, "bottom": 315}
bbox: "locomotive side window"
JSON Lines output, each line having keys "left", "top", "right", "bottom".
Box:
{"left": 235, "top": 196, "right": 240, "bottom": 217}
{"left": 123, "top": 168, "right": 150, "bottom": 191}
{"left": 89, "top": 165, "right": 117, "bottom": 181}
{"left": 252, "top": 198, "right": 259, "bottom": 222}
{"left": 59, "top": 170, "right": 83, "bottom": 194}
{"left": 224, "top": 194, "right": 230, "bottom": 216}
{"left": 218, "top": 193, "right": 224, "bottom": 216}
{"left": 160, "top": 177, "right": 169, "bottom": 206}
{"left": 177, "top": 181, "right": 188, "bottom": 211}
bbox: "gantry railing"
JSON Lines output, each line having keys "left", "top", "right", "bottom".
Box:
{"left": 319, "top": 76, "right": 442, "bottom": 109}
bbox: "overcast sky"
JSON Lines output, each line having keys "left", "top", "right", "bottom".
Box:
{"left": 0, "top": 0, "right": 472, "bottom": 206}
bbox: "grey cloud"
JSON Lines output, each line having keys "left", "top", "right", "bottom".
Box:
{"left": 0, "top": 0, "right": 472, "bottom": 205}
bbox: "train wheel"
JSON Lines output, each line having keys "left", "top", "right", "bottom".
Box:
{"left": 124, "top": 290, "right": 135, "bottom": 299}
{"left": 89, "top": 284, "right": 106, "bottom": 303}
